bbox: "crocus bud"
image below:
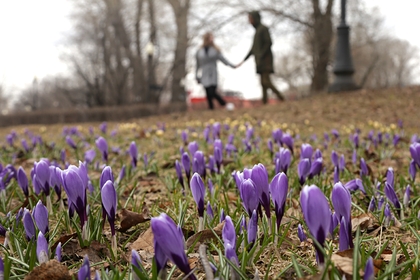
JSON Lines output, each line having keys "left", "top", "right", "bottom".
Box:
{"left": 410, "top": 142, "right": 420, "bottom": 166}
{"left": 331, "top": 151, "right": 339, "bottom": 167}
{"left": 360, "top": 158, "right": 368, "bottom": 177}
{"left": 100, "top": 166, "right": 114, "bottom": 189}
{"left": 298, "top": 224, "right": 306, "bottom": 242}
{"left": 33, "top": 200, "right": 49, "bottom": 235}
{"left": 240, "top": 179, "right": 259, "bottom": 217}
{"left": 95, "top": 136, "right": 109, "bottom": 162}
{"left": 131, "top": 249, "right": 142, "bottom": 280}
{"left": 65, "top": 136, "right": 77, "bottom": 150}
{"left": 101, "top": 180, "right": 117, "bottom": 236}
{"left": 151, "top": 213, "right": 195, "bottom": 279}
{"left": 384, "top": 183, "right": 401, "bottom": 210}
{"left": 404, "top": 185, "right": 410, "bottom": 207}
{"left": 207, "top": 178, "right": 214, "bottom": 195}
{"left": 269, "top": 172, "right": 288, "bottom": 229}
{"left": 193, "top": 151, "right": 206, "bottom": 178}
{"left": 17, "top": 167, "right": 29, "bottom": 197}
{"left": 222, "top": 216, "right": 236, "bottom": 248}
{"left": 188, "top": 141, "right": 199, "bottom": 157}
{"left": 190, "top": 173, "right": 205, "bottom": 217}
{"left": 363, "top": 257, "right": 374, "bottom": 280}
{"left": 181, "top": 152, "right": 191, "bottom": 182}
{"left": 300, "top": 143, "right": 313, "bottom": 160}
{"left": 129, "top": 141, "right": 138, "bottom": 168}
{"left": 247, "top": 209, "right": 258, "bottom": 246}
{"left": 78, "top": 255, "right": 90, "bottom": 280}
{"left": 55, "top": 242, "right": 62, "bottom": 262}
{"left": 338, "top": 217, "right": 350, "bottom": 251}
{"left": 99, "top": 122, "right": 107, "bottom": 134}
{"left": 35, "top": 160, "right": 51, "bottom": 196}
{"left": 298, "top": 159, "right": 311, "bottom": 185}
{"left": 84, "top": 149, "right": 96, "bottom": 164}
{"left": 386, "top": 167, "right": 394, "bottom": 188}
{"left": 36, "top": 232, "right": 49, "bottom": 264}
{"left": 352, "top": 150, "right": 357, "bottom": 165}
{"left": 409, "top": 160, "right": 417, "bottom": 181}
{"left": 181, "top": 130, "right": 188, "bottom": 145}
{"left": 118, "top": 165, "right": 126, "bottom": 183}
{"left": 309, "top": 158, "right": 323, "bottom": 179}
{"left": 282, "top": 133, "right": 294, "bottom": 153}
{"left": 368, "top": 197, "right": 376, "bottom": 212}
{"left": 344, "top": 178, "right": 366, "bottom": 194}
{"left": 206, "top": 202, "right": 214, "bottom": 221}
{"left": 175, "top": 160, "right": 185, "bottom": 190}
{"left": 23, "top": 208, "right": 36, "bottom": 240}
{"left": 333, "top": 166, "right": 340, "bottom": 183}
{"left": 62, "top": 169, "right": 87, "bottom": 230}
{"left": 300, "top": 185, "right": 331, "bottom": 265}
{"left": 251, "top": 163, "right": 270, "bottom": 218}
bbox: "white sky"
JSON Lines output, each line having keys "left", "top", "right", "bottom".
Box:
{"left": 1, "top": 0, "right": 420, "bottom": 99}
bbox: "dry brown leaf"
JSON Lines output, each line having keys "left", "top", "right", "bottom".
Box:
{"left": 117, "top": 208, "right": 150, "bottom": 232}
{"left": 351, "top": 213, "right": 379, "bottom": 232}
{"left": 331, "top": 249, "right": 363, "bottom": 279}
{"left": 130, "top": 227, "right": 154, "bottom": 253}
{"left": 51, "top": 233, "right": 78, "bottom": 252}
{"left": 24, "top": 260, "right": 72, "bottom": 280}
{"left": 185, "top": 222, "right": 224, "bottom": 248}
{"left": 380, "top": 250, "right": 405, "bottom": 263}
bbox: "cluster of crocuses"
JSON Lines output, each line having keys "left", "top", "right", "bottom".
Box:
{"left": 297, "top": 143, "right": 323, "bottom": 185}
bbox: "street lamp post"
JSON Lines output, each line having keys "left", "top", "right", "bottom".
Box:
{"left": 146, "top": 41, "right": 155, "bottom": 103}
{"left": 329, "top": 0, "right": 359, "bottom": 92}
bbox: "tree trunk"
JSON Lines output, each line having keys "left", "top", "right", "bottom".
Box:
{"left": 310, "top": 0, "right": 334, "bottom": 93}
{"left": 167, "top": 0, "right": 189, "bottom": 103}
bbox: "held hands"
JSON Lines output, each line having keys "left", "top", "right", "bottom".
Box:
{"left": 234, "top": 61, "right": 244, "bottom": 69}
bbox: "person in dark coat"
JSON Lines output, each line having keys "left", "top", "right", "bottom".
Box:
{"left": 195, "top": 32, "right": 236, "bottom": 110}
{"left": 238, "top": 11, "right": 285, "bottom": 104}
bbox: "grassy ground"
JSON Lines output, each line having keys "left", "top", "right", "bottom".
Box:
{"left": 0, "top": 86, "right": 419, "bottom": 279}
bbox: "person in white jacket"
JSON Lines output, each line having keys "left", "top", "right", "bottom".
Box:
{"left": 195, "top": 32, "right": 236, "bottom": 110}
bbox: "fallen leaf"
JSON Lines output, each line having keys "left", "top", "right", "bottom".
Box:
{"left": 51, "top": 233, "right": 78, "bottom": 252}
{"left": 185, "top": 222, "right": 224, "bottom": 248}
{"left": 130, "top": 227, "right": 154, "bottom": 253}
{"left": 351, "top": 213, "right": 379, "bottom": 232}
{"left": 331, "top": 249, "right": 363, "bottom": 279}
{"left": 117, "top": 208, "right": 150, "bottom": 232}
{"left": 24, "top": 260, "right": 72, "bottom": 280}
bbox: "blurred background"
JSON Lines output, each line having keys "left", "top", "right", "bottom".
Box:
{"left": 0, "top": 0, "right": 419, "bottom": 114}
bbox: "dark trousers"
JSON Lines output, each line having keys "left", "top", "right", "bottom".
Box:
{"left": 260, "top": 73, "right": 284, "bottom": 104}
{"left": 205, "top": 86, "right": 226, "bottom": 110}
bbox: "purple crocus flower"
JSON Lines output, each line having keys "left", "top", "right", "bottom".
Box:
{"left": 331, "top": 151, "right": 339, "bottom": 167}
{"left": 99, "top": 122, "right": 107, "bottom": 134}
{"left": 331, "top": 129, "right": 339, "bottom": 139}
{"left": 175, "top": 160, "right": 185, "bottom": 190}
{"left": 409, "top": 160, "right": 417, "bottom": 181}
{"left": 193, "top": 151, "right": 206, "bottom": 178}
{"left": 151, "top": 213, "right": 196, "bottom": 279}
{"left": 65, "top": 136, "right": 77, "bottom": 150}
{"left": 410, "top": 142, "right": 420, "bottom": 166}
{"left": 247, "top": 209, "right": 258, "bottom": 246}
{"left": 298, "top": 158, "right": 311, "bottom": 185}
{"left": 17, "top": 167, "right": 29, "bottom": 197}
{"left": 188, "top": 141, "right": 199, "bottom": 157}
{"left": 35, "top": 160, "right": 51, "bottom": 196}
{"left": 329, "top": 212, "right": 339, "bottom": 237}
{"left": 384, "top": 182, "right": 401, "bottom": 210}
{"left": 272, "top": 129, "right": 283, "bottom": 145}
{"left": 282, "top": 133, "right": 294, "bottom": 153}
{"left": 386, "top": 167, "right": 394, "bottom": 187}
{"left": 251, "top": 163, "right": 270, "bottom": 218}
{"left": 95, "top": 136, "right": 108, "bottom": 162}
{"left": 368, "top": 197, "right": 376, "bottom": 212}
{"left": 300, "top": 143, "right": 313, "bottom": 160}
{"left": 352, "top": 150, "right": 357, "bottom": 165}
{"left": 207, "top": 202, "right": 214, "bottom": 221}
{"left": 62, "top": 169, "right": 87, "bottom": 237}
{"left": 181, "top": 130, "right": 188, "bottom": 145}
{"left": 267, "top": 139, "right": 273, "bottom": 154}
{"left": 22, "top": 139, "right": 29, "bottom": 152}
{"left": 222, "top": 216, "right": 236, "bottom": 248}
{"left": 332, "top": 182, "right": 353, "bottom": 249}
{"left": 360, "top": 158, "right": 369, "bottom": 177}
{"left": 84, "top": 149, "right": 96, "bottom": 164}
{"left": 220, "top": 209, "right": 226, "bottom": 223}
{"left": 352, "top": 133, "right": 359, "bottom": 148}
{"left": 33, "top": 200, "right": 49, "bottom": 235}
{"left": 344, "top": 178, "right": 366, "bottom": 194}
{"left": 214, "top": 146, "right": 223, "bottom": 174}
{"left": 55, "top": 242, "right": 62, "bottom": 262}
{"left": 78, "top": 255, "right": 90, "bottom": 280}
{"left": 364, "top": 257, "right": 374, "bottom": 280}
{"left": 23, "top": 208, "right": 36, "bottom": 240}
{"left": 338, "top": 217, "right": 350, "bottom": 251}
{"left": 275, "top": 148, "right": 291, "bottom": 174}
{"left": 208, "top": 155, "right": 216, "bottom": 174}
{"left": 131, "top": 249, "right": 143, "bottom": 280}
{"left": 240, "top": 179, "right": 259, "bottom": 217}
{"left": 309, "top": 157, "right": 323, "bottom": 179}
{"left": 129, "top": 141, "right": 138, "bottom": 168}
{"left": 190, "top": 173, "right": 205, "bottom": 218}
{"left": 300, "top": 185, "right": 331, "bottom": 265}
{"left": 384, "top": 203, "right": 392, "bottom": 226}
{"left": 100, "top": 166, "right": 114, "bottom": 189}
{"left": 334, "top": 166, "right": 340, "bottom": 183}
{"left": 269, "top": 172, "right": 288, "bottom": 229}
{"left": 117, "top": 165, "right": 126, "bottom": 183}
{"left": 101, "top": 180, "right": 117, "bottom": 252}
{"left": 404, "top": 185, "right": 410, "bottom": 207}
{"left": 207, "top": 178, "right": 214, "bottom": 195}
{"left": 339, "top": 155, "right": 346, "bottom": 171}
{"left": 203, "top": 127, "right": 210, "bottom": 143}
{"left": 181, "top": 152, "right": 191, "bottom": 183}
{"left": 297, "top": 224, "right": 307, "bottom": 242}
{"left": 36, "top": 232, "right": 49, "bottom": 264}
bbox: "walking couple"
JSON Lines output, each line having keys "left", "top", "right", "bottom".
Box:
{"left": 195, "top": 11, "right": 285, "bottom": 110}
